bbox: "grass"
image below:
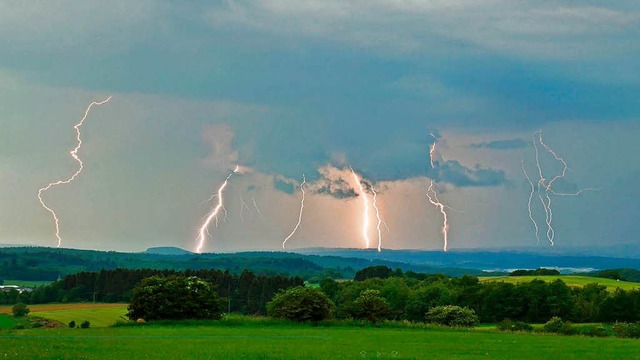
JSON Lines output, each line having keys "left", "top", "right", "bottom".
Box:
{"left": 0, "top": 315, "right": 16, "bottom": 330}
{"left": 0, "top": 319, "right": 639, "bottom": 359}
{"left": 31, "top": 306, "right": 128, "bottom": 328}
{"left": 1, "top": 280, "right": 51, "bottom": 287}
{"left": 0, "top": 304, "right": 128, "bottom": 328}
{"left": 479, "top": 275, "right": 640, "bottom": 291}
{"left": 0, "top": 303, "right": 126, "bottom": 315}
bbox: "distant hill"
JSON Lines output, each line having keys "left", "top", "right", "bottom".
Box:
{"left": 0, "top": 247, "right": 487, "bottom": 282}
{"left": 4, "top": 246, "right": 639, "bottom": 282}
{"left": 145, "top": 247, "right": 192, "bottom": 255}
{"left": 293, "top": 248, "right": 640, "bottom": 272}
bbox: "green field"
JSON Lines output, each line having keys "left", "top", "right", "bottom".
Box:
{"left": 0, "top": 321, "right": 638, "bottom": 359}
{"left": 480, "top": 275, "right": 640, "bottom": 291}
{"left": 31, "top": 306, "right": 128, "bottom": 328}
{"left": 0, "top": 315, "right": 16, "bottom": 330}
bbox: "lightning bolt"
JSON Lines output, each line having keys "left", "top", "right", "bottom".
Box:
{"left": 531, "top": 131, "right": 555, "bottom": 246}
{"left": 239, "top": 197, "right": 254, "bottom": 223}
{"left": 195, "top": 166, "right": 239, "bottom": 254}
{"left": 351, "top": 168, "right": 372, "bottom": 249}
{"left": 426, "top": 181, "right": 449, "bottom": 252}
{"left": 521, "top": 160, "right": 540, "bottom": 245}
{"left": 283, "top": 174, "right": 306, "bottom": 250}
{"left": 427, "top": 132, "right": 452, "bottom": 252}
{"left": 429, "top": 132, "right": 437, "bottom": 169}
{"left": 371, "top": 187, "right": 384, "bottom": 252}
{"left": 523, "top": 130, "right": 598, "bottom": 247}
{"left": 37, "top": 96, "right": 112, "bottom": 248}
{"left": 251, "top": 197, "right": 261, "bottom": 215}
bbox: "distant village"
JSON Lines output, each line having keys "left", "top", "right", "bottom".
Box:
{"left": 0, "top": 285, "right": 34, "bottom": 294}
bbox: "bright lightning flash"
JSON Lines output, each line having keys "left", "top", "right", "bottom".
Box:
{"left": 351, "top": 168, "right": 372, "bottom": 249}
{"left": 427, "top": 132, "right": 452, "bottom": 252}
{"left": 283, "top": 174, "right": 306, "bottom": 250}
{"left": 371, "top": 187, "right": 384, "bottom": 252}
{"left": 37, "top": 96, "right": 112, "bottom": 248}
{"left": 195, "top": 166, "right": 239, "bottom": 254}
{"left": 426, "top": 181, "right": 449, "bottom": 252}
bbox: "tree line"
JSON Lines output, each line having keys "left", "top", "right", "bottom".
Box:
{"left": 3, "top": 265, "right": 640, "bottom": 324}
{"left": 321, "top": 268, "right": 640, "bottom": 323}
{"left": 0, "top": 268, "right": 303, "bottom": 315}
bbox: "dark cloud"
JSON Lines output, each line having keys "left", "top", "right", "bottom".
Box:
{"left": 273, "top": 178, "right": 295, "bottom": 195}
{"left": 470, "top": 139, "right": 528, "bottom": 150}
{"left": 433, "top": 160, "right": 507, "bottom": 187}
{"left": 313, "top": 177, "right": 358, "bottom": 199}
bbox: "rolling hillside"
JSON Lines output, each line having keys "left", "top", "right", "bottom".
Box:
{"left": 479, "top": 275, "right": 640, "bottom": 291}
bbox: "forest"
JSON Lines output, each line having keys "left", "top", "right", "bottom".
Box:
{"left": 3, "top": 265, "right": 640, "bottom": 323}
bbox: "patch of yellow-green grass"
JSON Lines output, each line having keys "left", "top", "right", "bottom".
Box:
{"left": 479, "top": 276, "right": 640, "bottom": 291}
{"left": 0, "top": 303, "right": 126, "bottom": 315}
{"left": 31, "top": 306, "right": 128, "bottom": 328}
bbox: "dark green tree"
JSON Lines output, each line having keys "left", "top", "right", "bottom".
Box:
{"left": 354, "top": 266, "right": 395, "bottom": 281}
{"left": 267, "top": 286, "right": 335, "bottom": 322}
{"left": 127, "top": 276, "right": 224, "bottom": 321}
{"left": 350, "top": 290, "right": 392, "bottom": 324}
{"left": 426, "top": 305, "right": 479, "bottom": 327}
{"left": 12, "top": 303, "right": 30, "bottom": 317}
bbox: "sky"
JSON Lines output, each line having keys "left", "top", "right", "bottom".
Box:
{"left": 0, "top": 1, "right": 638, "bottom": 254}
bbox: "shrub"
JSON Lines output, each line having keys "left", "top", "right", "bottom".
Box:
{"left": 11, "top": 303, "right": 30, "bottom": 317}
{"left": 68, "top": 321, "right": 76, "bottom": 328}
{"left": 425, "top": 306, "right": 479, "bottom": 328}
{"left": 80, "top": 321, "right": 90, "bottom": 329}
{"left": 543, "top": 317, "right": 564, "bottom": 333}
{"left": 127, "top": 276, "right": 224, "bottom": 321}
{"left": 612, "top": 322, "right": 640, "bottom": 339}
{"left": 542, "top": 317, "right": 575, "bottom": 335}
{"left": 349, "top": 290, "right": 392, "bottom": 324}
{"left": 496, "top": 319, "right": 533, "bottom": 332}
{"left": 267, "top": 286, "right": 335, "bottom": 322}
{"left": 583, "top": 326, "right": 609, "bottom": 338}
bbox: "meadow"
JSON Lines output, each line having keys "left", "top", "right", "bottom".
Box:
{"left": 0, "top": 318, "right": 638, "bottom": 359}
{"left": 479, "top": 275, "right": 640, "bottom": 291}
{"left": 0, "top": 315, "right": 16, "bottom": 329}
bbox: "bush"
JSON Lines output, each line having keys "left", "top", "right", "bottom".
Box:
{"left": 496, "top": 319, "right": 533, "bottom": 332}
{"left": 612, "top": 322, "right": 640, "bottom": 339}
{"left": 582, "top": 326, "right": 610, "bottom": 338}
{"left": 80, "top": 321, "right": 90, "bottom": 329}
{"left": 267, "top": 286, "right": 335, "bottom": 323}
{"left": 542, "top": 317, "right": 575, "bottom": 335}
{"left": 127, "top": 276, "right": 224, "bottom": 321}
{"left": 68, "top": 321, "right": 76, "bottom": 328}
{"left": 11, "top": 303, "right": 30, "bottom": 317}
{"left": 425, "top": 306, "right": 479, "bottom": 328}
{"left": 349, "top": 290, "right": 392, "bottom": 324}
